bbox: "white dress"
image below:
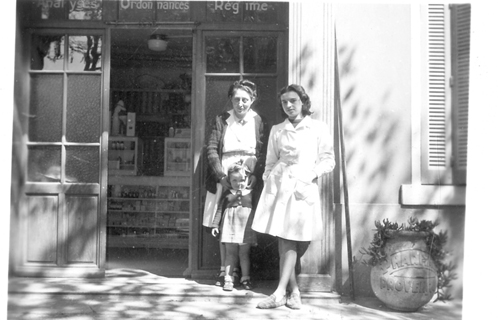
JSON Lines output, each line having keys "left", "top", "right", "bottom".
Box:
{"left": 219, "top": 189, "right": 257, "bottom": 245}
{"left": 251, "top": 116, "right": 335, "bottom": 241}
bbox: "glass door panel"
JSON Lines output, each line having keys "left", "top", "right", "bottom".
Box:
{"left": 243, "top": 36, "right": 278, "bottom": 73}
{"left": 66, "top": 146, "right": 100, "bottom": 183}
{"left": 205, "top": 37, "right": 240, "bottom": 73}
{"left": 29, "top": 74, "right": 64, "bottom": 142}
{"left": 27, "top": 146, "right": 61, "bottom": 183}
{"left": 30, "top": 34, "right": 65, "bottom": 71}
{"left": 68, "top": 35, "right": 102, "bottom": 71}
{"left": 67, "top": 74, "right": 101, "bottom": 143}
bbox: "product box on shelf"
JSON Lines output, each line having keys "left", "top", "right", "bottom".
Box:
{"left": 176, "top": 218, "right": 189, "bottom": 231}
{"left": 164, "top": 138, "right": 191, "bottom": 176}
{"left": 174, "top": 128, "right": 191, "bottom": 138}
{"left": 126, "top": 112, "right": 136, "bottom": 136}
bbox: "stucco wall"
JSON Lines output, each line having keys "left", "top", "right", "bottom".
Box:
{"left": 334, "top": 4, "right": 464, "bottom": 299}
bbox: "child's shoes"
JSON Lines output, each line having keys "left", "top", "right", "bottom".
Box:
{"left": 240, "top": 279, "right": 253, "bottom": 290}
{"left": 215, "top": 270, "right": 225, "bottom": 287}
{"left": 223, "top": 280, "right": 234, "bottom": 291}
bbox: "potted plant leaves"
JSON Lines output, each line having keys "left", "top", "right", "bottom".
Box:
{"left": 360, "top": 217, "right": 457, "bottom": 312}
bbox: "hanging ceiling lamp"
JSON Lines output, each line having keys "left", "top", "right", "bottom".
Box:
{"left": 148, "top": 34, "right": 168, "bottom": 51}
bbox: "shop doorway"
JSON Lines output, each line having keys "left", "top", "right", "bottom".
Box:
{"left": 106, "top": 28, "right": 193, "bottom": 277}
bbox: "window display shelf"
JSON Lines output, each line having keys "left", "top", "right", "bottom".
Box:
{"left": 107, "top": 235, "right": 188, "bottom": 249}
{"left": 107, "top": 179, "right": 190, "bottom": 249}
{"left": 108, "top": 137, "right": 143, "bottom": 176}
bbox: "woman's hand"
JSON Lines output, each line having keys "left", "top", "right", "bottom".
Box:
{"left": 296, "top": 169, "right": 317, "bottom": 184}
{"left": 247, "top": 175, "right": 257, "bottom": 189}
{"left": 220, "top": 176, "right": 231, "bottom": 189}
{"left": 211, "top": 228, "right": 219, "bottom": 237}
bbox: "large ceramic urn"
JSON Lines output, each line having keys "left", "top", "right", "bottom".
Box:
{"left": 370, "top": 230, "right": 438, "bottom": 312}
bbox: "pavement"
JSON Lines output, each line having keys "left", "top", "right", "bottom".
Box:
{"left": 7, "top": 268, "right": 463, "bottom": 320}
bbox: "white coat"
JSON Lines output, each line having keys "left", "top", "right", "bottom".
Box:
{"left": 252, "top": 116, "right": 335, "bottom": 241}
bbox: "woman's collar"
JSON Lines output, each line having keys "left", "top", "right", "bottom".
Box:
{"left": 284, "top": 115, "right": 311, "bottom": 129}
{"left": 228, "top": 109, "right": 257, "bottom": 124}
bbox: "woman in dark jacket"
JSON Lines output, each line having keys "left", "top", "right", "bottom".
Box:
{"left": 203, "top": 79, "right": 267, "bottom": 287}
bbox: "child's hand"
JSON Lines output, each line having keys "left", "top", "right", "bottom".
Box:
{"left": 211, "top": 228, "right": 219, "bottom": 237}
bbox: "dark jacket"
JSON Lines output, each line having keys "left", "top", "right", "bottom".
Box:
{"left": 205, "top": 111, "right": 268, "bottom": 194}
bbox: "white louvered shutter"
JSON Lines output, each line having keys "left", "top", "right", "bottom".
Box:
{"left": 450, "top": 3, "right": 470, "bottom": 185}
{"left": 421, "top": 3, "right": 469, "bottom": 185}
{"left": 422, "top": 3, "right": 452, "bottom": 184}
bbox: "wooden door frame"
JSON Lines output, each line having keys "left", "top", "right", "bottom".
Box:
{"left": 12, "top": 27, "right": 108, "bottom": 278}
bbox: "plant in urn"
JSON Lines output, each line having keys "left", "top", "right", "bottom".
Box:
{"left": 361, "top": 217, "right": 457, "bottom": 312}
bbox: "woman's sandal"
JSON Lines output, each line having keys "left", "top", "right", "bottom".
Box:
{"left": 256, "top": 294, "right": 286, "bottom": 309}
{"left": 285, "top": 292, "right": 302, "bottom": 309}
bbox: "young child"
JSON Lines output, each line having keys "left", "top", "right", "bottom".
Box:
{"left": 211, "top": 162, "right": 257, "bottom": 291}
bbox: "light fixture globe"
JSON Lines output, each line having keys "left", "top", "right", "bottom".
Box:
{"left": 148, "top": 34, "right": 168, "bottom": 51}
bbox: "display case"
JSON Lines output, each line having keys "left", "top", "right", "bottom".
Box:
{"left": 107, "top": 176, "right": 190, "bottom": 249}
{"left": 108, "top": 136, "right": 142, "bottom": 176}
{"left": 164, "top": 138, "right": 191, "bottom": 176}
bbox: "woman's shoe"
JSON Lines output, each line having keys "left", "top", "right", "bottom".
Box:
{"left": 256, "top": 294, "right": 286, "bottom": 309}
{"left": 286, "top": 292, "right": 302, "bottom": 310}
{"left": 241, "top": 279, "right": 253, "bottom": 290}
{"left": 223, "top": 280, "right": 234, "bottom": 291}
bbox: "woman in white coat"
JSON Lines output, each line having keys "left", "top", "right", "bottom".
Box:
{"left": 252, "top": 84, "right": 335, "bottom": 309}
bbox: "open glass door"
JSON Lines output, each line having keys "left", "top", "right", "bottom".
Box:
{"left": 106, "top": 28, "right": 193, "bottom": 277}
{"left": 192, "top": 30, "right": 286, "bottom": 280}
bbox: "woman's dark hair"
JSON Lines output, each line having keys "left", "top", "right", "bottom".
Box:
{"left": 277, "top": 84, "right": 312, "bottom": 118}
{"left": 228, "top": 79, "right": 258, "bottom": 101}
